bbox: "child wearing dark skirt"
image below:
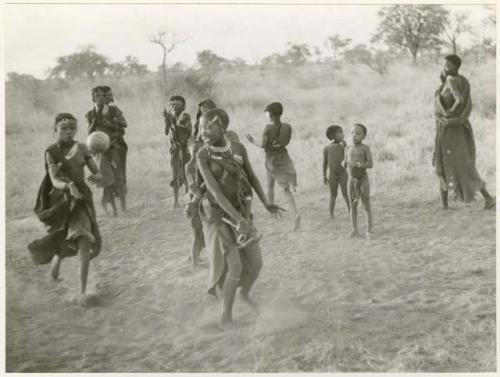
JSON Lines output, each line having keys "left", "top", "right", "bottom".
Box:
{"left": 28, "top": 113, "right": 102, "bottom": 305}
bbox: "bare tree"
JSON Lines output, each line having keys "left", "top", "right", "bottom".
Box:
{"left": 441, "top": 13, "right": 471, "bottom": 54}
{"left": 149, "top": 31, "right": 186, "bottom": 90}
{"left": 324, "top": 34, "right": 351, "bottom": 66}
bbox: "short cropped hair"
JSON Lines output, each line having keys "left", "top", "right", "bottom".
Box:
{"left": 225, "top": 130, "right": 240, "bottom": 143}
{"left": 326, "top": 125, "right": 343, "bottom": 141}
{"left": 55, "top": 113, "right": 76, "bottom": 124}
{"left": 445, "top": 54, "right": 462, "bottom": 69}
{"left": 203, "top": 108, "right": 230, "bottom": 131}
{"left": 199, "top": 99, "right": 216, "bottom": 109}
{"left": 54, "top": 113, "right": 77, "bottom": 130}
{"left": 170, "top": 95, "right": 186, "bottom": 105}
{"left": 265, "top": 102, "right": 283, "bottom": 116}
{"left": 354, "top": 123, "right": 367, "bottom": 136}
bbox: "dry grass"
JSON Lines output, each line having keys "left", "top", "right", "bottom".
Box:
{"left": 5, "top": 60, "right": 496, "bottom": 372}
{"left": 5, "top": 60, "right": 496, "bottom": 218}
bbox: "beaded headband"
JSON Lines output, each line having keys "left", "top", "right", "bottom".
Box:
{"left": 56, "top": 118, "right": 77, "bottom": 127}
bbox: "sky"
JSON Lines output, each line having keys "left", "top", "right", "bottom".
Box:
{"left": 4, "top": 3, "right": 495, "bottom": 78}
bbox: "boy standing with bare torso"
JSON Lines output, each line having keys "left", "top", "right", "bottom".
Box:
{"left": 343, "top": 123, "right": 373, "bottom": 237}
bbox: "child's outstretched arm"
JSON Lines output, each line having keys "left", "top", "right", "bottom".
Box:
{"left": 322, "top": 146, "right": 329, "bottom": 184}
{"left": 240, "top": 145, "right": 284, "bottom": 216}
{"left": 84, "top": 145, "right": 102, "bottom": 185}
{"left": 245, "top": 126, "right": 269, "bottom": 148}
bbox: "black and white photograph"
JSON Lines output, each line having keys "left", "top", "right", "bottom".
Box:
{"left": 2, "top": 0, "right": 497, "bottom": 373}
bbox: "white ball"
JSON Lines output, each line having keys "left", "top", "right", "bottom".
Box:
{"left": 87, "top": 131, "right": 110, "bottom": 153}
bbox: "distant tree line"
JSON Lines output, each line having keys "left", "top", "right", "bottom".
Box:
{"left": 6, "top": 4, "right": 496, "bottom": 84}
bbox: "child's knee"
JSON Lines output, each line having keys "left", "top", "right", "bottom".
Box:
{"left": 78, "top": 240, "right": 91, "bottom": 260}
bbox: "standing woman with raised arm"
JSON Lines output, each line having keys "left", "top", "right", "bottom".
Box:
{"left": 433, "top": 55, "right": 495, "bottom": 210}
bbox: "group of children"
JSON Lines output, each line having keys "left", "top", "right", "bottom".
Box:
{"left": 323, "top": 123, "right": 373, "bottom": 237}
{"left": 163, "top": 96, "right": 374, "bottom": 325}
{"left": 27, "top": 87, "right": 374, "bottom": 322}
{"left": 27, "top": 85, "right": 129, "bottom": 305}
{"left": 25, "top": 54, "right": 497, "bottom": 326}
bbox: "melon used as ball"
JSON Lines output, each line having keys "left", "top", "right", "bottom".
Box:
{"left": 87, "top": 131, "right": 110, "bottom": 153}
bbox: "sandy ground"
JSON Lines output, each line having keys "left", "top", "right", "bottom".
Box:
{"left": 5, "top": 186, "right": 496, "bottom": 372}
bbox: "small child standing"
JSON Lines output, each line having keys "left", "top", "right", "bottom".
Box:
{"left": 343, "top": 123, "right": 373, "bottom": 237}
{"left": 323, "top": 125, "right": 350, "bottom": 219}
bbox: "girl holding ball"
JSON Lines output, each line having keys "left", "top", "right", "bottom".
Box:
{"left": 28, "top": 113, "right": 103, "bottom": 305}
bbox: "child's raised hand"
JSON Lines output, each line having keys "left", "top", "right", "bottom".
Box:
{"left": 236, "top": 219, "right": 256, "bottom": 236}
{"left": 68, "top": 182, "right": 84, "bottom": 199}
{"left": 341, "top": 160, "right": 348, "bottom": 168}
{"left": 87, "top": 172, "right": 103, "bottom": 186}
{"left": 245, "top": 134, "right": 255, "bottom": 143}
{"left": 265, "top": 204, "right": 286, "bottom": 219}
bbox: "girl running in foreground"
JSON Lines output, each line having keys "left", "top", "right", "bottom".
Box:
{"left": 196, "top": 108, "right": 283, "bottom": 327}
{"left": 28, "top": 113, "right": 102, "bottom": 304}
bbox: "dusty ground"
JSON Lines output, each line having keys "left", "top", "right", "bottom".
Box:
{"left": 5, "top": 186, "right": 496, "bottom": 372}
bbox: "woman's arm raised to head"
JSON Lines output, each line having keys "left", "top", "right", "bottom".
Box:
{"left": 447, "top": 76, "right": 465, "bottom": 115}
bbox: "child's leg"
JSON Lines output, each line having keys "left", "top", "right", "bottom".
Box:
{"left": 109, "top": 193, "right": 118, "bottom": 217}
{"left": 340, "top": 174, "right": 350, "bottom": 212}
{"left": 280, "top": 182, "right": 300, "bottom": 230}
{"left": 440, "top": 189, "right": 449, "bottom": 209}
{"left": 78, "top": 237, "right": 91, "bottom": 295}
{"left": 173, "top": 184, "right": 180, "bottom": 208}
{"left": 172, "top": 150, "right": 181, "bottom": 208}
{"left": 118, "top": 186, "right": 127, "bottom": 213}
{"left": 239, "top": 243, "right": 263, "bottom": 308}
{"left": 360, "top": 177, "right": 372, "bottom": 233}
{"left": 267, "top": 172, "right": 275, "bottom": 205}
{"left": 348, "top": 177, "right": 359, "bottom": 236}
{"left": 329, "top": 177, "right": 339, "bottom": 218}
{"left": 101, "top": 191, "right": 108, "bottom": 215}
{"left": 221, "top": 248, "right": 242, "bottom": 325}
{"left": 50, "top": 254, "right": 62, "bottom": 280}
{"left": 437, "top": 175, "right": 449, "bottom": 209}
{"left": 191, "top": 228, "right": 204, "bottom": 268}
{"left": 480, "top": 186, "right": 495, "bottom": 209}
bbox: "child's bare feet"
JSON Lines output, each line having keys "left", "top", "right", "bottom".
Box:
{"left": 438, "top": 176, "right": 448, "bottom": 191}
{"left": 220, "top": 313, "right": 234, "bottom": 329}
{"left": 484, "top": 197, "right": 496, "bottom": 210}
{"left": 349, "top": 230, "right": 361, "bottom": 238}
{"left": 293, "top": 215, "right": 301, "bottom": 231}
{"left": 50, "top": 256, "right": 62, "bottom": 280}
{"left": 239, "top": 291, "right": 259, "bottom": 312}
